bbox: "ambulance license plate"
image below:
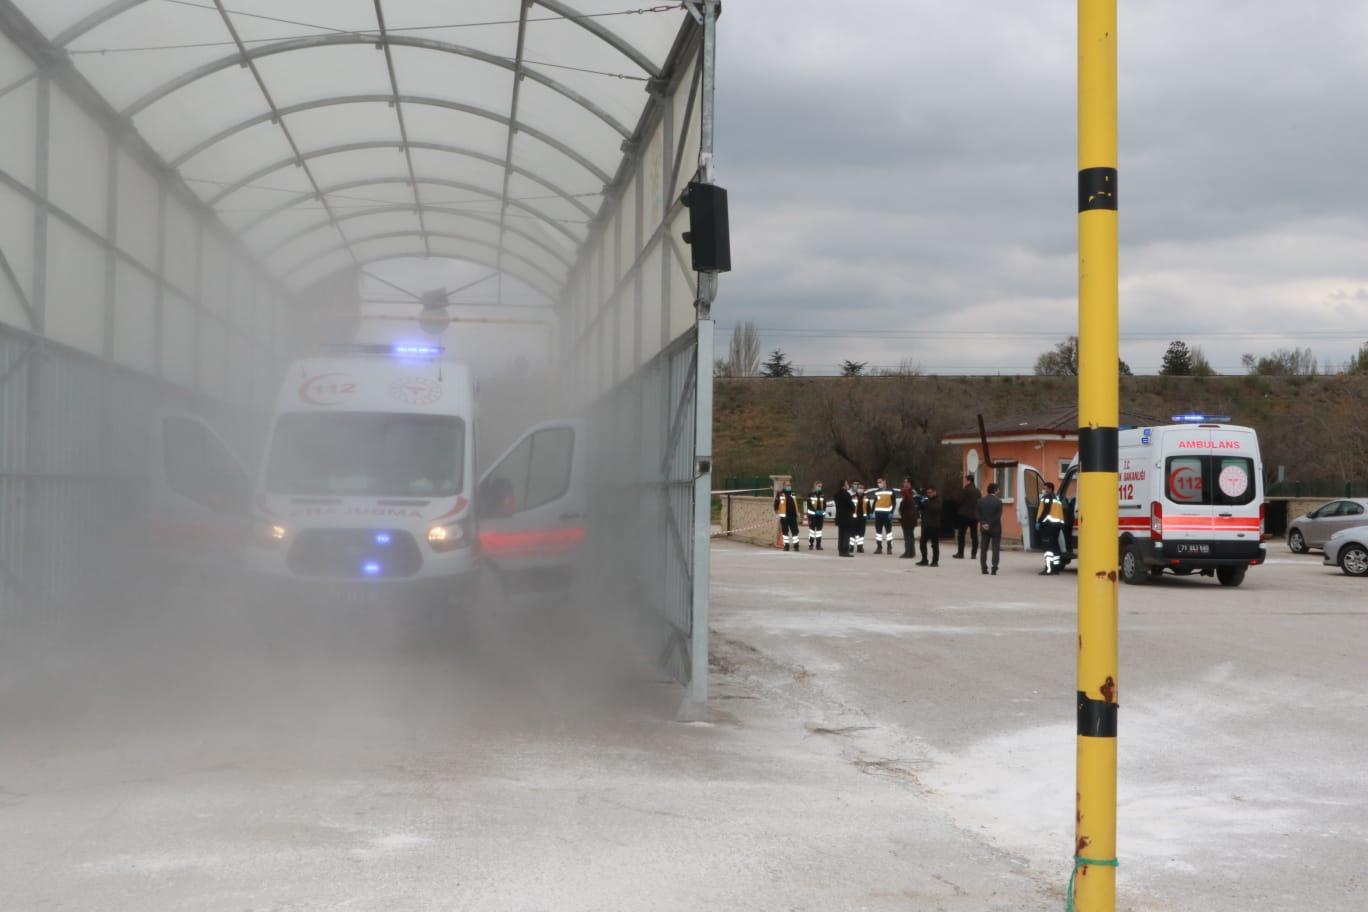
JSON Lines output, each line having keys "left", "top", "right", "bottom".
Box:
{"left": 1177, "top": 543, "right": 1211, "bottom": 555}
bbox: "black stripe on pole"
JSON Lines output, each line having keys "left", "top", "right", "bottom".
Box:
{"left": 1078, "top": 427, "right": 1119, "bottom": 473}
{"left": 1078, "top": 691, "right": 1119, "bottom": 737}
{"left": 1078, "top": 167, "right": 1117, "bottom": 211}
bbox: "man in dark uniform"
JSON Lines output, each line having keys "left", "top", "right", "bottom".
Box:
{"left": 978, "top": 482, "right": 1004, "bottom": 575}
{"left": 834, "top": 480, "right": 855, "bottom": 557}
{"left": 852, "top": 482, "right": 869, "bottom": 553}
{"left": 869, "top": 476, "right": 898, "bottom": 555}
{"left": 898, "top": 479, "right": 920, "bottom": 558}
{"left": 805, "top": 482, "right": 827, "bottom": 550}
{"left": 954, "top": 474, "right": 981, "bottom": 560}
{"left": 916, "top": 485, "right": 941, "bottom": 566}
{"left": 773, "top": 481, "right": 801, "bottom": 552}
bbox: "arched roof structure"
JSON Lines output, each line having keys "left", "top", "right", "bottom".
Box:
{"left": 6, "top": 0, "right": 694, "bottom": 299}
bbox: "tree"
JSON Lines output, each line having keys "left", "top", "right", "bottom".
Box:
{"left": 1190, "top": 346, "right": 1215, "bottom": 376}
{"left": 839, "top": 359, "right": 868, "bottom": 377}
{"left": 761, "top": 348, "right": 795, "bottom": 378}
{"left": 1343, "top": 341, "right": 1368, "bottom": 374}
{"left": 1242, "top": 347, "right": 1317, "bottom": 376}
{"left": 726, "top": 321, "right": 762, "bottom": 377}
{"left": 808, "top": 375, "right": 957, "bottom": 483}
{"left": 1034, "top": 336, "right": 1132, "bottom": 377}
{"left": 1160, "top": 340, "right": 1194, "bottom": 375}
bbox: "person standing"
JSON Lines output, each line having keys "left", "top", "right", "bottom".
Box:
{"left": 773, "top": 481, "right": 801, "bottom": 552}
{"left": 1036, "top": 480, "right": 1068, "bottom": 574}
{"left": 916, "top": 484, "right": 941, "bottom": 566}
{"left": 852, "top": 482, "right": 869, "bottom": 553}
{"left": 805, "top": 482, "right": 828, "bottom": 550}
{"left": 898, "top": 479, "right": 919, "bottom": 558}
{"left": 954, "top": 474, "right": 981, "bottom": 560}
{"left": 977, "top": 482, "right": 1004, "bottom": 575}
{"left": 834, "top": 480, "right": 855, "bottom": 557}
{"left": 869, "top": 476, "right": 897, "bottom": 555}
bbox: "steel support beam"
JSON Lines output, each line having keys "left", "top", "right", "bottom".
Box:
{"left": 496, "top": 0, "right": 533, "bottom": 307}
{"left": 207, "top": 141, "right": 595, "bottom": 219}
{"left": 371, "top": 0, "right": 430, "bottom": 258}
{"left": 238, "top": 175, "right": 584, "bottom": 248}
{"left": 118, "top": 32, "right": 632, "bottom": 140}
{"left": 281, "top": 229, "right": 564, "bottom": 296}
{"left": 170, "top": 94, "right": 610, "bottom": 185}
{"left": 533, "top": 0, "right": 661, "bottom": 77}
{"left": 271, "top": 204, "right": 574, "bottom": 271}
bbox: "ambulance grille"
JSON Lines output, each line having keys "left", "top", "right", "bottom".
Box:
{"left": 287, "top": 529, "right": 423, "bottom": 578}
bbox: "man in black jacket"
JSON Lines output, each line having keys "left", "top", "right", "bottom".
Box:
{"left": 898, "top": 479, "right": 919, "bottom": 558}
{"left": 916, "top": 485, "right": 941, "bottom": 566}
{"left": 954, "top": 474, "right": 981, "bottom": 560}
{"left": 977, "top": 482, "right": 1004, "bottom": 575}
{"left": 834, "top": 480, "right": 855, "bottom": 557}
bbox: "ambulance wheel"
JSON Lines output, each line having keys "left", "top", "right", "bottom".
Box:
{"left": 1287, "top": 528, "right": 1308, "bottom": 554}
{"left": 1216, "top": 565, "right": 1247, "bottom": 587}
{"left": 1119, "top": 543, "right": 1149, "bottom": 585}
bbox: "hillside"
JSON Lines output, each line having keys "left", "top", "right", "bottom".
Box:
{"left": 713, "top": 374, "right": 1368, "bottom": 494}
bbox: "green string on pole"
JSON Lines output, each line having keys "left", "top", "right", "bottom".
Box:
{"left": 1065, "top": 856, "right": 1119, "bottom": 912}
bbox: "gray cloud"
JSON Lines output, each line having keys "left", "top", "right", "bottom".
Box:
{"left": 714, "top": 0, "right": 1368, "bottom": 373}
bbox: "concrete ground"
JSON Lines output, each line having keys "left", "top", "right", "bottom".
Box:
{"left": 711, "top": 540, "right": 1368, "bottom": 911}
{"left": 0, "top": 543, "right": 1362, "bottom": 910}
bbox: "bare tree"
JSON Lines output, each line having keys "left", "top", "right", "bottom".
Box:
{"left": 1242, "top": 347, "right": 1317, "bottom": 376}
{"left": 727, "top": 321, "right": 763, "bottom": 377}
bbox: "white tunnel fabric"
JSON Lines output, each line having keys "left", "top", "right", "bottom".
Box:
{"left": 14, "top": 0, "right": 690, "bottom": 296}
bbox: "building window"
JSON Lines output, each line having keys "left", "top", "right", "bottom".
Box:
{"left": 994, "top": 465, "right": 1016, "bottom": 502}
{"left": 1058, "top": 458, "right": 1072, "bottom": 483}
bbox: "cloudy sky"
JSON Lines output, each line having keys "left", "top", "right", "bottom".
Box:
{"left": 713, "top": 0, "right": 1368, "bottom": 374}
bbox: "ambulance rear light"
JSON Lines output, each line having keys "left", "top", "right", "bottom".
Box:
{"left": 1150, "top": 501, "right": 1163, "bottom": 541}
{"left": 1259, "top": 502, "right": 1266, "bottom": 538}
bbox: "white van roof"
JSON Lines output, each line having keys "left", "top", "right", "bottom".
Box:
{"left": 277, "top": 350, "right": 473, "bottom": 417}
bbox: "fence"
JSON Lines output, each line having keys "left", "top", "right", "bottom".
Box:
{"left": 1267, "top": 480, "right": 1367, "bottom": 498}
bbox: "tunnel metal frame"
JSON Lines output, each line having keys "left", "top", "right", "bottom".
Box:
{"left": 0, "top": 1, "right": 721, "bottom": 712}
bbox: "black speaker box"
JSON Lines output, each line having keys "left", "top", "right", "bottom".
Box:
{"left": 682, "top": 181, "right": 731, "bottom": 273}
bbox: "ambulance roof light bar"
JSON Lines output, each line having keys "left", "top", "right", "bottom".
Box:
{"left": 1171, "top": 413, "right": 1231, "bottom": 424}
{"left": 321, "top": 343, "right": 445, "bottom": 358}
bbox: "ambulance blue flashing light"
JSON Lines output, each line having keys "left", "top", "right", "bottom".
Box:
{"left": 362, "top": 561, "right": 382, "bottom": 576}
{"left": 1171, "top": 413, "right": 1232, "bottom": 424}
{"left": 321, "top": 343, "right": 444, "bottom": 358}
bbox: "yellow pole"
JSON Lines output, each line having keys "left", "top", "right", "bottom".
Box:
{"left": 1074, "top": 2, "right": 1119, "bottom": 911}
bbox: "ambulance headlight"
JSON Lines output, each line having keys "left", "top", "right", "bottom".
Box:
{"left": 253, "top": 520, "right": 288, "bottom": 549}
{"left": 427, "top": 520, "right": 469, "bottom": 552}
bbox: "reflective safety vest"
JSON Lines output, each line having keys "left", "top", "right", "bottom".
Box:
{"left": 871, "top": 488, "right": 896, "bottom": 513}
{"left": 774, "top": 491, "right": 798, "bottom": 518}
{"left": 1039, "top": 494, "right": 1065, "bottom": 523}
{"left": 853, "top": 493, "right": 868, "bottom": 518}
{"left": 806, "top": 493, "right": 827, "bottom": 515}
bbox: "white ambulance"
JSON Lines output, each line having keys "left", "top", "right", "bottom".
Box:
{"left": 1018, "top": 419, "right": 1266, "bottom": 586}
{"left": 246, "top": 344, "right": 479, "bottom": 600}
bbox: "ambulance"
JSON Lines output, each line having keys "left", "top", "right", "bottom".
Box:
{"left": 1018, "top": 419, "right": 1266, "bottom": 586}
{"left": 245, "top": 344, "right": 479, "bottom": 600}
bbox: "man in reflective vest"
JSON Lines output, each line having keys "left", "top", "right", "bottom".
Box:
{"left": 869, "top": 477, "right": 898, "bottom": 555}
{"left": 774, "top": 481, "right": 801, "bottom": 552}
{"left": 1036, "top": 481, "right": 1067, "bottom": 575}
{"left": 805, "top": 482, "right": 828, "bottom": 550}
{"left": 852, "top": 482, "right": 869, "bottom": 553}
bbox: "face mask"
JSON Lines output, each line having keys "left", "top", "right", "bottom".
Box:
{"left": 784, "top": 485, "right": 791, "bottom": 492}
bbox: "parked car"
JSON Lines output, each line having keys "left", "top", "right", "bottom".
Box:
{"left": 1287, "top": 498, "right": 1368, "bottom": 553}
{"left": 1323, "top": 526, "right": 1368, "bottom": 577}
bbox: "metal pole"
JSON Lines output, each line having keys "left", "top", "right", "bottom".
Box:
{"left": 1074, "top": 2, "right": 1119, "bottom": 911}
{"left": 680, "top": 0, "right": 718, "bottom": 721}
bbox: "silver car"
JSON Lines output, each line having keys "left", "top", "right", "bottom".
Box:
{"left": 1323, "top": 525, "right": 1368, "bottom": 577}
{"left": 1287, "top": 498, "right": 1368, "bottom": 553}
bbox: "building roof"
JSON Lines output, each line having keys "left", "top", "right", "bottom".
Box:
{"left": 941, "top": 406, "right": 1158, "bottom": 443}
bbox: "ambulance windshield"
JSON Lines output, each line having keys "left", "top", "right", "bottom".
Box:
{"left": 266, "top": 413, "right": 464, "bottom": 497}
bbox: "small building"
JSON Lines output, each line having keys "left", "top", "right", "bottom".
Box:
{"left": 940, "top": 406, "right": 1153, "bottom": 544}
